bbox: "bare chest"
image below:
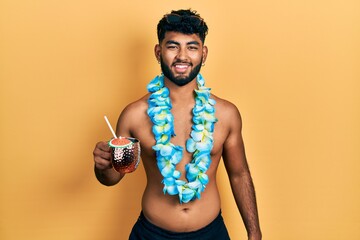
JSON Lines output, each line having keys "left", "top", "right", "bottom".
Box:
{"left": 171, "top": 109, "right": 193, "bottom": 148}
{"left": 134, "top": 104, "right": 197, "bottom": 163}
{"left": 136, "top": 107, "right": 225, "bottom": 165}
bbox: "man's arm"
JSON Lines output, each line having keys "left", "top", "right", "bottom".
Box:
{"left": 222, "top": 104, "right": 262, "bottom": 240}
{"left": 93, "top": 104, "right": 134, "bottom": 186}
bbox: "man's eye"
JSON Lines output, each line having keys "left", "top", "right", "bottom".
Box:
{"left": 188, "top": 46, "right": 198, "bottom": 50}
{"left": 167, "top": 45, "right": 177, "bottom": 49}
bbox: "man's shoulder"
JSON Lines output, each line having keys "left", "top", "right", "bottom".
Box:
{"left": 212, "top": 94, "right": 242, "bottom": 128}
{"left": 118, "top": 94, "right": 150, "bottom": 124}
{"left": 211, "top": 95, "right": 243, "bottom": 136}
{"left": 212, "top": 94, "right": 240, "bottom": 114}
{"left": 123, "top": 94, "right": 150, "bottom": 113}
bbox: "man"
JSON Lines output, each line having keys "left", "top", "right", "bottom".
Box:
{"left": 93, "top": 9, "right": 262, "bottom": 240}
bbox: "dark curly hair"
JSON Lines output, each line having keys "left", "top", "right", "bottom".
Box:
{"left": 157, "top": 9, "right": 208, "bottom": 44}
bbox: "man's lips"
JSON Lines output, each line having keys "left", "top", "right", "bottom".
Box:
{"left": 173, "top": 63, "right": 191, "bottom": 73}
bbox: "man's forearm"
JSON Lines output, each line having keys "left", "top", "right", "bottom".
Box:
{"left": 230, "top": 172, "right": 262, "bottom": 239}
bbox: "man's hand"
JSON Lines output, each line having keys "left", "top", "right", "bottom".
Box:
{"left": 93, "top": 141, "right": 112, "bottom": 170}
{"left": 93, "top": 141, "right": 123, "bottom": 186}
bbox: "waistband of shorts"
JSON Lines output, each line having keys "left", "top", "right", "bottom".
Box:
{"left": 138, "top": 210, "right": 224, "bottom": 238}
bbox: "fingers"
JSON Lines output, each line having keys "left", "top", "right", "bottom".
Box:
{"left": 93, "top": 141, "right": 112, "bottom": 170}
{"left": 96, "top": 141, "right": 111, "bottom": 153}
{"left": 94, "top": 160, "right": 112, "bottom": 170}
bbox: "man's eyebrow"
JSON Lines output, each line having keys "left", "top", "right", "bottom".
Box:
{"left": 186, "top": 41, "right": 200, "bottom": 45}
{"left": 165, "top": 40, "right": 180, "bottom": 45}
{"left": 165, "top": 40, "right": 200, "bottom": 45}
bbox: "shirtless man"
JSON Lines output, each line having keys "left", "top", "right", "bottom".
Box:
{"left": 93, "top": 9, "right": 262, "bottom": 240}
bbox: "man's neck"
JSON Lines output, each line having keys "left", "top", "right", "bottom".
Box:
{"left": 164, "top": 78, "right": 197, "bottom": 105}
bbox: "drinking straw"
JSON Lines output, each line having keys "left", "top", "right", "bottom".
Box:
{"left": 104, "top": 116, "right": 117, "bottom": 139}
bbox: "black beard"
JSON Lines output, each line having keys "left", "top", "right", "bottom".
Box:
{"left": 160, "top": 57, "right": 203, "bottom": 86}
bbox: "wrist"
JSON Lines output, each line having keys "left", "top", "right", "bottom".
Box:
{"left": 95, "top": 166, "right": 124, "bottom": 186}
{"left": 248, "top": 231, "right": 262, "bottom": 240}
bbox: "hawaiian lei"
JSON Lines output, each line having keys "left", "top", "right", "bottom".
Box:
{"left": 147, "top": 73, "right": 217, "bottom": 203}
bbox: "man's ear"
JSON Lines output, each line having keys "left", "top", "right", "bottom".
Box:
{"left": 154, "top": 44, "right": 161, "bottom": 63}
{"left": 202, "top": 45, "right": 208, "bottom": 65}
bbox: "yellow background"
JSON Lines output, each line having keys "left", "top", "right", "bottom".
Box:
{"left": 1, "top": 0, "right": 359, "bottom": 239}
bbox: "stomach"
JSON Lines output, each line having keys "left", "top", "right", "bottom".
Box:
{"left": 141, "top": 179, "right": 221, "bottom": 232}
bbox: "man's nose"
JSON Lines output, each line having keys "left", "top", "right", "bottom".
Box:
{"left": 176, "top": 47, "right": 188, "bottom": 61}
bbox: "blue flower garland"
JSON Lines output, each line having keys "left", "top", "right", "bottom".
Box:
{"left": 147, "top": 74, "right": 217, "bottom": 203}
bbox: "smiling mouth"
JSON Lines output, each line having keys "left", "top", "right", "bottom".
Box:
{"left": 173, "top": 63, "right": 191, "bottom": 73}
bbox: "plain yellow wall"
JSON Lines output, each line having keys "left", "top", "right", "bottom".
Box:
{"left": 1, "top": 0, "right": 359, "bottom": 239}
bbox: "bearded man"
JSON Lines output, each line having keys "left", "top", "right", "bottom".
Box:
{"left": 93, "top": 9, "right": 262, "bottom": 240}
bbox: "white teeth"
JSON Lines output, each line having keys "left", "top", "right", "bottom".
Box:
{"left": 175, "top": 65, "right": 188, "bottom": 69}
